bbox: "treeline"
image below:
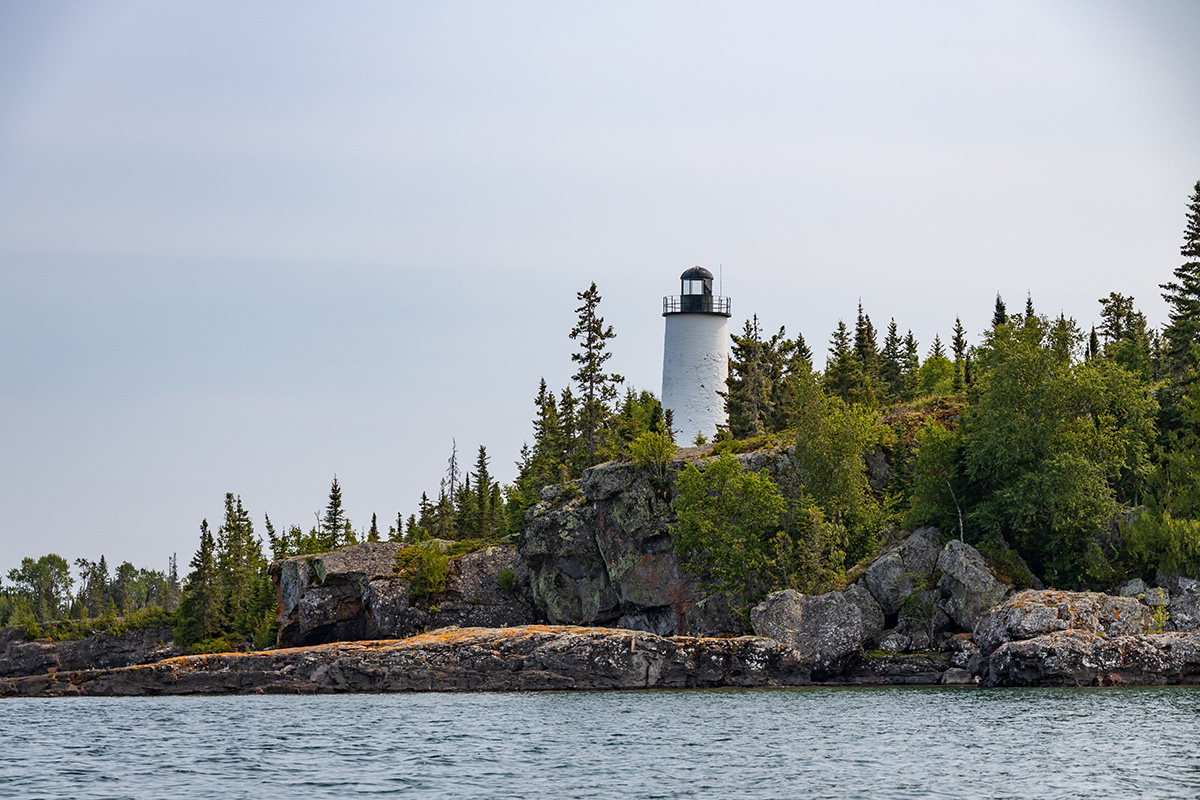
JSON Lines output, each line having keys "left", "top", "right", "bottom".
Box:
{"left": 1, "top": 553, "right": 180, "bottom": 634}
{"left": 675, "top": 179, "right": 1200, "bottom": 605}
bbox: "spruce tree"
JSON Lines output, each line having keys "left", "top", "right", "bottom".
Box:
{"left": 473, "top": 445, "right": 494, "bottom": 538}
{"left": 902, "top": 331, "right": 921, "bottom": 401}
{"left": 726, "top": 316, "right": 768, "bottom": 437}
{"left": 321, "top": 476, "right": 347, "bottom": 550}
{"left": 175, "top": 519, "right": 224, "bottom": 645}
{"left": 368, "top": 513, "right": 380, "bottom": 542}
{"left": 951, "top": 317, "right": 967, "bottom": 392}
{"left": 992, "top": 294, "right": 1008, "bottom": 328}
{"left": 853, "top": 302, "right": 880, "bottom": 392}
{"left": 823, "top": 321, "right": 870, "bottom": 406}
{"left": 879, "top": 319, "right": 904, "bottom": 401}
{"left": 1161, "top": 182, "right": 1200, "bottom": 384}
{"left": 569, "top": 282, "right": 624, "bottom": 466}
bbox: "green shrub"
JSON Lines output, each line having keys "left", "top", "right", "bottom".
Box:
{"left": 497, "top": 569, "right": 517, "bottom": 592}
{"left": 629, "top": 430, "right": 677, "bottom": 489}
{"left": 17, "top": 613, "right": 41, "bottom": 641}
{"left": 396, "top": 540, "right": 450, "bottom": 599}
{"left": 186, "top": 637, "right": 235, "bottom": 655}
{"left": 252, "top": 610, "right": 278, "bottom": 650}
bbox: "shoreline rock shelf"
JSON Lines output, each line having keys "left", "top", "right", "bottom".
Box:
{"left": 0, "top": 626, "right": 813, "bottom": 697}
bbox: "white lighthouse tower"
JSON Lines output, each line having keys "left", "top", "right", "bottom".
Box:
{"left": 661, "top": 266, "right": 731, "bottom": 444}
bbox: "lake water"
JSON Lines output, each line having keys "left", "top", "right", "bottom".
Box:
{"left": 2, "top": 687, "right": 1198, "bottom": 799}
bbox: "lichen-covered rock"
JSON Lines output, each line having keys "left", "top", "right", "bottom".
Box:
{"left": 1165, "top": 577, "right": 1200, "bottom": 632}
{"left": 974, "top": 590, "right": 1152, "bottom": 656}
{"left": 0, "top": 626, "right": 813, "bottom": 696}
{"left": 1118, "top": 578, "right": 1148, "bottom": 597}
{"left": 273, "top": 541, "right": 536, "bottom": 647}
{"left": 0, "top": 625, "right": 179, "bottom": 679}
{"left": 982, "top": 630, "right": 1200, "bottom": 687}
{"left": 865, "top": 552, "right": 906, "bottom": 617}
{"left": 750, "top": 587, "right": 884, "bottom": 678}
{"left": 519, "top": 460, "right": 700, "bottom": 634}
{"left": 840, "top": 651, "right": 949, "bottom": 685}
{"left": 1143, "top": 587, "right": 1170, "bottom": 608}
{"left": 899, "top": 527, "right": 944, "bottom": 578}
{"left": 942, "top": 632, "right": 982, "bottom": 673}
{"left": 684, "top": 592, "right": 750, "bottom": 637}
{"left": 864, "top": 528, "right": 944, "bottom": 618}
{"left": 935, "top": 540, "right": 1009, "bottom": 630}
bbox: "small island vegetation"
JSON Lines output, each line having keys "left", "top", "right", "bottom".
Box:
{"left": 4, "top": 181, "right": 1200, "bottom": 649}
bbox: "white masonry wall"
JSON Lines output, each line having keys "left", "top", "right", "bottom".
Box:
{"left": 662, "top": 313, "right": 729, "bottom": 444}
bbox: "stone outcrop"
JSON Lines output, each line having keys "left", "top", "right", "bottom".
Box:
{"left": 974, "top": 590, "right": 1152, "bottom": 656}
{"left": 750, "top": 585, "right": 884, "bottom": 678}
{"left": 274, "top": 542, "right": 536, "bottom": 647}
{"left": 935, "top": 539, "right": 1010, "bottom": 630}
{"left": 0, "top": 626, "right": 812, "bottom": 697}
{"left": 520, "top": 460, "right": 702, "bottom": 635}
{"left": 983, "top": 630, "right": 1200, "bottom": 687}
{"left": 0, "top": 624, "right": 179, "bottom": 679}
{"left": 1159, "top": 574, "right": 1200, "bottom": 632}
{"left": 976, "top": 590, "right": 1200, "bottom": 686}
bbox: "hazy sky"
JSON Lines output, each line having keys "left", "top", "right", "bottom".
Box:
{"left": 2, "top": 1, "right": 1198, "bottom": 576}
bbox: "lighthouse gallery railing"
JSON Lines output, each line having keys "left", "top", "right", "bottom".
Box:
{"left": 662, "top": 295, "right": 732, "bottom": 315}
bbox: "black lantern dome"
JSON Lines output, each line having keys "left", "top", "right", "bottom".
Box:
{"left": 663, "top": 266, "right": 730, "bottom": 316}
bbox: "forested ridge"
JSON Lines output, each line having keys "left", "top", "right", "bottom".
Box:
{"left": 4, "top": 181, "right": 1199, "bottom": 650}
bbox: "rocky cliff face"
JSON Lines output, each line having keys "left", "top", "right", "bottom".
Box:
{"left": 0, "top": 624, "right": 179, "bottom": 679}
{"left": 519, "top": 460, "right": 703, "bottom": 635}
{"left": 273, "top": 542, "right": 536, "bottom": 647}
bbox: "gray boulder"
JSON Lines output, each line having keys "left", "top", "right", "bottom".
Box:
{"left": 1164, "top": 576, "right": 1200, "bottom": 631}
{"left": 1118, "top": 578, "right": 1147, "bottom": 597}
{"left": 684, "top": 592, "right": 750, "bottom": 638}
{"left": 1143, "top": 587, "right": 1170, "bottom": 608}
{"left": 751, "top": 586, "right": 884, "bottom": 678}
{"left": 865, "top": 552, "right": 906, "bottom": 617}
{"left": 899, "top": 527, "right": 944, "bottom": 578}
{"left": 864, "top": 527, "right": 944, "bottom": 618}
{"left": 975, "top": 589, "right": 1152, "bottom": 656}
{"left": 983, "top": 630, "right": 1200, "bottom": 687}
{"left": 935, "top": 540, "right": 1009, "bottom": 630}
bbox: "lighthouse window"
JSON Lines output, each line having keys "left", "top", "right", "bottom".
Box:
{"left": 683, "top": 279, "right": 705, "bottom": 295}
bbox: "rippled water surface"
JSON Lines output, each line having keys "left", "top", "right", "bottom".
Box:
{"left": 3, "top": 687, "right": 1199, "bottom": 799}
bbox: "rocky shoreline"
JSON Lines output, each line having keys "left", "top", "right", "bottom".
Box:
{"left": 0, "top": 625, "right": 812, "bottom": 697}
{"left": 8, "top": 457, "right": 1200, "bottom": 696}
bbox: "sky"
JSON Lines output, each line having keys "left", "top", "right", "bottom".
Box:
{"left": 1, "top": 1, "right": 1198, "bottom": 577}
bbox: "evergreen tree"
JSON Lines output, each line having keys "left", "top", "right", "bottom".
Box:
{"left": 215, "top": 493, "right": 263, "bottom": 635}
{"left": 853, "top": 302, "right": 880, "bottom": 392}
{"left": 569, "top": 282, "right": 624, "bottom": 466}
{"left": 824, "top": 321, "right": 871, "bottom": 406}
{"left": 368, "top": 513, "right": 380, "bottom": 542}
{"left": 901, "top": 331, "right": 921, "bottom": 401}
{"left": 472, "top": 445, "right": 495, "bottom": 538}
{"left": 725, "top": 316, "right": 768, "bottom": 437}
{"left": 992, "top": 294, "right": 1008, "bottom": 328}
{"left": 879, "top": 319, "right": 904, "bottom": 401}
{"left": 74, "top": 556, "right": 112, "bottom": 618}
{"left": 929, "top": 334, "right": 946, "bottom": 359}
{"left": 951, "top": 317, "right": 968, "bottom": 392}
{"left": 175, "top": 519, "right": 224, "bottom": 645}
{"left": 322, "top": 476, "right": 347, "bottom": 550}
